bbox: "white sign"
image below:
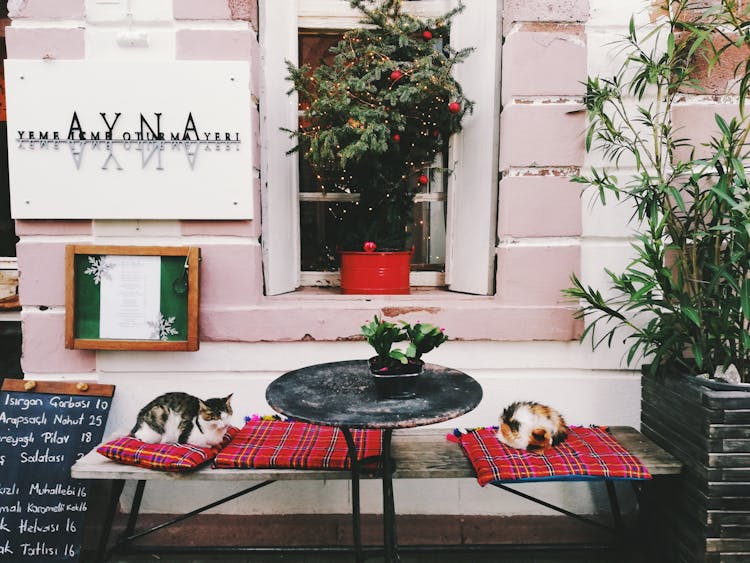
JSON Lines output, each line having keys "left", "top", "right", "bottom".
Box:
{"left": 6, "top": 60, "right": 254, "bottom": 219}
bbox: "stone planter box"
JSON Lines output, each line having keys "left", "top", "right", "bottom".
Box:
{"left": 641, "top": 372, "right": 750, "bottom": 562}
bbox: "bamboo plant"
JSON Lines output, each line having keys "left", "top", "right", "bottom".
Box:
{"left": 565, "top": 0, "right": 750, "bottom": 382}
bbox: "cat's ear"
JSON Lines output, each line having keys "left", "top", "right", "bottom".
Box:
{"left": 500, "top": 402, "right": 516, "bottom": 422}
{"left": 224, "top": 393, "right": 233, "bottom": 404}
{"left": 198, "top": 399, "right": 209, "bottom": 411}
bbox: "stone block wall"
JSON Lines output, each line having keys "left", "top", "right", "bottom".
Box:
{"left": 497, "top": 0, "right": 587, "bottom": 307}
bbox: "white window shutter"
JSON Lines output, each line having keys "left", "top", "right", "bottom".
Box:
{"left": 260, "top": 0, "right": 301, "bottom": 295}
{"left": 445, "top": 0, "right": 501, "bottom": 295}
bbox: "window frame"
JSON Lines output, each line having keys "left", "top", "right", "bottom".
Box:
{"left": 260, "top": 0, "right": 501, "bottom": 296}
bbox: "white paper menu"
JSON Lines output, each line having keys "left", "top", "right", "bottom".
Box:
{"left": 99, "top": 255, "right": 161, "bottom": 340}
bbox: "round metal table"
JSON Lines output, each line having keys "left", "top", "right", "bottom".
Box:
{"left": 266, "top": 360, "right": 482, "bottom": 562}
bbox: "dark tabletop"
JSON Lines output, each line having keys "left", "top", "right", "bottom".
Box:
{"left": 266, "top": 360, "right": 483, "bottom": 429}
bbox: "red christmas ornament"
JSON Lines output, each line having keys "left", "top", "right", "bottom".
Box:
{"left": 363, "top": 241, "right": 377, "bottom": 252}
{"left": 422, "top": 30, "right": 433, "bottom": 40}
{"left": 392, "top": 133, "right": 401, "bottom": 142}
{"left": 448, "top": 101, "right": 461, "bottom": 114}
{"left": 432, "top": 129, "right": 440, "bottom": 138}
{"left": 390, "top": 69, "right": 403, "bottom": 81}
{"left": 417, "top": 175, "right": 429, "bottom": 186}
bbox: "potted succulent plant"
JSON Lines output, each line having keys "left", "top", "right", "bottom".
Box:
{"left": 286, "top": 0, "right": 472, "bottom": 294}
{"left": 361, "top": 315, "right": 448, "bottom": 398}
{"left": 565, "top": 1, "right": 750, "bottom": 559}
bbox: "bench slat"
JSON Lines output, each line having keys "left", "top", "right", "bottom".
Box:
{"left": 70, "top": 426, "right": 681, "bottom": 482}
{"left": 608, "top": 426, "right": 682, "bottom": 475}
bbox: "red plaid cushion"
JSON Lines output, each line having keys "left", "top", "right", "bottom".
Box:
{"left": 214, "top": 418, "right": 383, "bottom": 470}
{"left": 450, "top": 426, "right": 652, "bottom": 486}
{"left": 97, "top": 426, "right": 239, "bottom": 472}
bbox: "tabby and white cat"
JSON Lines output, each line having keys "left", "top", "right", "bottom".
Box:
{"left": 497, "top": 401, "right": 569, "bottom": 453}
{"left": 130, "top": 392, "right": 233, "bottom": 448}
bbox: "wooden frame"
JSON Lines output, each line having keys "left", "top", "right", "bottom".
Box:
{"left": 65, "top": 245, "right": 199, "bottom": 351}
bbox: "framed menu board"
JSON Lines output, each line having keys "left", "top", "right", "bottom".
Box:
{"left": 65, "top": 245, "right": 199, "bottom": 351}
{"left": 0, "top": 379, "right": 115, "bottom": 562}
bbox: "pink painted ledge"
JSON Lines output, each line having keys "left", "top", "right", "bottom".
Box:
{"left": 176, "top": 29, "right": 255, "bottom": 61}
{"left": 16, "top": 241, "right": 68, "bottom": 307}
{"left": 15, "top": 220, "right": 92, "bottom": 236}
{"left": 6, "top": 27, "right": 85, "bottom": 60}
{"left": 9, "top": 0, "right": 84, "bottom": 19}
{"left": 199, "top": 299, "right": 583, "bottom": 343}
{"left": 498, "top": 176, "right": 582, "bottom": 238}
{"left": 198, "top": 243, "right": 264, "bottom": 307}
{"left": 499, "top": 103, "right": 586, "bottom": 168}
{"left": 173, "top": 0, "right": 257, "bottom": 27}
{"left": 502, "top": 29, "right": 586, "bottom": 103}
{"left": 180, "top": 220, "right": 257, "bottom": 237}
{"left": 672, "top": 103, "right": 742, "bottom": 160}
{"left": 503, "top": 0, "right": 589, "bottom": 35}
{"left": 496, "top": 245, "right": 581, "bottom": 307}
{"left": 21, "top": 310, "right": 96, "bottom": 374}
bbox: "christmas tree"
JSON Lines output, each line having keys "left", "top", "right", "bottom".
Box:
{"left": 287, "top": 0, "right": 473, "bottom": 252}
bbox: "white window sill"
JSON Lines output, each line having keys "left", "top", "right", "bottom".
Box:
{"left": 268, "top": 286, "right": 479, "bottom": 302}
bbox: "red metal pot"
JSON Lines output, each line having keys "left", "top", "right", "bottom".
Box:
{"left": 339, "top": 250, "right": 412, "bottom": 294}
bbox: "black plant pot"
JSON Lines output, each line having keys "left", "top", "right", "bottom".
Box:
{"left": 368, "top": 357, "right": 423, "bottom": 399}
{"left": 640, "top": 368, "right": 750, "bottom": 562}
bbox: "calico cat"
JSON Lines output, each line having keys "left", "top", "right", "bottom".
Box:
{"left": 130, "top": 392, "right": 233, "bottom": 448}
{"left": 497, "top": 401, "right": 569, "bottom": 453}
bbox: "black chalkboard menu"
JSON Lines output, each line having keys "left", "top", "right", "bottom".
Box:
{"left": 0, "top": 379, "right": 114, "bottom": 562}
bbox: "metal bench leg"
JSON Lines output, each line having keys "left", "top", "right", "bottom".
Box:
{"left": 113, "top": 479, "right": 146, "bottom": 553}
{"left": 381, "top": 429, "right": 398, "bottom": 562}
{"left": 342, "top": 428, "right": 364, "bottom": 563}
{"left": 605, "top": 481, "right": 623, "bottom": 533}
{"left": 96, "top": 479, "right": 125, "bottom": 562}
{"left": 125, "top": 480, "right": 146, "bottom": 536}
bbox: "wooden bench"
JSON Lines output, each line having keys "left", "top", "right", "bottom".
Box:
{"left": 71, "top": 426, "right": 681, "bottom": 560}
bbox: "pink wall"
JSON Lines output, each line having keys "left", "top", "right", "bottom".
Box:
{"left": 9, "top": 0, "right": 594, "bottom": 374}
{"left": 495, "top": 0, "right": 587, "bottom": 340}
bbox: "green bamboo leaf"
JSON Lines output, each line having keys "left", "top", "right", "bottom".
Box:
{"left": 710, "top": 184, "right": 736, "bottom": 206}
{"left": 627, "top": 343, "right": 639, "bottom": 365}
{"left": 681, "top": 306, "right": 702, "bottom": 327}
{"left": 666, "top": 186, "right": 687, "bottom": 213}
{"left": 742, "top": 279, "right": 750, "bottom": 321}
{"left": 585, "top": 123, "right": 595, "bottom": 152}
{"left": 732, "top": 158, "right": 747, "bottom": 184}
{"left": 692, "top": 344, "right": 704, "bottom": 370}
{"left": 715, "top": 114, "right": 730, "bottom": 136}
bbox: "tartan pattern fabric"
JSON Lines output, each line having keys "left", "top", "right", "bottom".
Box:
{"left": 451, "top": 426, "right": 652, "bottom": 486}
{"left": 214, "top": 418, "right": 383, "bottom": 470}
{"left": 97, "top": 426, "right": 239, "bottom": 472}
